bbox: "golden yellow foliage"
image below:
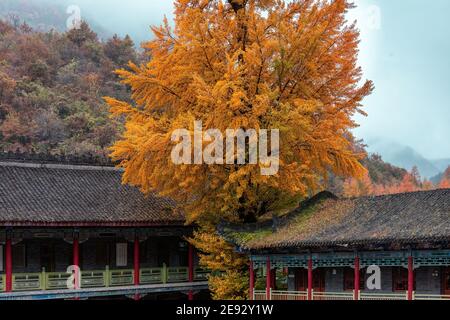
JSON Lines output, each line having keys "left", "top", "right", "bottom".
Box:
{"left": 105, "top": 0, "right": 373, "bottom": 299}
{"left": 189, "top": 225, "right": 249, "bottom": 299}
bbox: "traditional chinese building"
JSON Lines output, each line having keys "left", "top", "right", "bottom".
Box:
{"left": 221, "top": 190, "right": 450, "bottom": 300}
{"left": 0, "top": 153, "right": 208, "bottom": 300}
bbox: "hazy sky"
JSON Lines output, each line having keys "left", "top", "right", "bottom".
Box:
{"left": 46, "top": 0, "right": 450, "bottom": 159}
{"left": 350, "top": 0, "right": 450, "bottom": 160}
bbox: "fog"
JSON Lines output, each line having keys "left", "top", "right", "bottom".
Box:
{"left": 35, "top": 0, "right": 175, "bottom": 43}
{"left": 351, "top": 0, "right": 450, "bottom": 161}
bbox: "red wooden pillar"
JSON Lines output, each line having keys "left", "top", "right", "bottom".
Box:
{"left": 307, "top": 258, "right": 313, "bottom": 300}
{"left": 134, "top": 237, "right": 140, "bottom": 285}
{"left": 249, "top": 260, "right": 255, "bottom": 300}
{"left": 72, "top": 236, "right": 80, "bottom": 290}
{"left": 408, "top": 256, "right": 414, "bottom": 300}
{"left": 133, "top": 237, "right": 141, "bottom": 301}
{"left": 188, "top": 243, "right": 194, "bottom": 301}
{"left": 270, "top": 268, "right": 276, "bottom": 289}
{"left": 266, "top": 256, "right": 271, "bottom": 300}
{"left": 354, "top": 256, "right": 360, "bottom": 300}
{"left": 5, "top": 238, "right": 12, "bottom": 292}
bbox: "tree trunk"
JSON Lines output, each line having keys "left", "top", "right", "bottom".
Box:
{"left": 228, "top": 0, "right": 245, "bottom": 13}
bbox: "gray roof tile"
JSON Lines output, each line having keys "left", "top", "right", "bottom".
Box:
{"left": 221, "top": 190, "right": 450, "bottom": 250}
{"left": 0, "top": 162, "right": 184, "bottom": 226}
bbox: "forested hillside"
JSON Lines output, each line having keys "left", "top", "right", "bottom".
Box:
{"left": 0, "top": 19, "right": 448, "bottom": 194}
{"left": 0, "top": 20, "right": 140, "bottom": 157}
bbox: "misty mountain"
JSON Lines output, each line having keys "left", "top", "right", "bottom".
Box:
{"left": 366, "top": 138, "right": 450, "bottom": 179}
{"left": 0, "top": 0, "right": 65, "bottom": 31}
{"left": 0, "top": 0, "right": 173, "bottom": 46}
{"left": 0, "top": 0, "right": 110, "bottom": 39}
{"left": 431, "top": 172, "right": 444, "bottom": 184}
{"left": 432, "top": 159, "right": 450, "bottom": 172}
{"left": 430, "top": 163, "right": 450, "bottom": 184}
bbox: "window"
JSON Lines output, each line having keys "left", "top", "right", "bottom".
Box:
{"left": 13, "top": 244, "right": 26, "bottom": 268}
{"left": 343, "top": 267, "right": 365, "bottom": 291}
{"left": 392, "top": 267, "right": 415, "bottom": 292}
{"left": 116, "top": 243, "right": 128, "bottom": 267}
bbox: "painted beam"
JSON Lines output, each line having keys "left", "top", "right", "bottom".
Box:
{"left": 251, "top": 250, "right": 450, "bottom": 268}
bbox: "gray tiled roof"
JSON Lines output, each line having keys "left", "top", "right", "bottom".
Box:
{"left": 221, "top": 189, "right": 450, "bottom": 250}
{"left": 0, "top": 162, "right": 183, "bottom": 226}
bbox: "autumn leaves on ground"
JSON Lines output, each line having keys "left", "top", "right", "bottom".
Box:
{"left": 0, "top": 0, "right": 449, "bottom": 300}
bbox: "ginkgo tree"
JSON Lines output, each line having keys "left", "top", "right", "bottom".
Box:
{"left": 105, "top": 0, "right": 373, "bottom": 299}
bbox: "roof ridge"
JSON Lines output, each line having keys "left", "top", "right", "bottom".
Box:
{"left": 0, "top": 151, "right": 116, "bottom": 167}
{"left": 343, "top": 188, "right": 450, "bottom": 201}
{"left": 0, "top": 161, "right": 123, "bottom": 171}
{"left": 0, "top": 159, "right": 182, "bottom": 225}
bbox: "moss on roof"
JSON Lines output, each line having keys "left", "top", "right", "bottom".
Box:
{"left": 226, "top": 228, "right": 274, "bottom": 246}
{"left": 220, "top": 189, "right": 450, "bottom": 251}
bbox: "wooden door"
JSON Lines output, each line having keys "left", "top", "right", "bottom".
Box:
{"left": 40, "top": 244, "right": 55, "bottom": 272}
{"left": 443, "top": 267, "right": 450, "bottom": 295}
{"left": 295, "top": 268, "right": 325, "bottom": 292}
{"left": 313, "top": 269, "right": 325, "bottom": 293}
{"left": 295, "top": 268, "right": 307, "bottom": 291}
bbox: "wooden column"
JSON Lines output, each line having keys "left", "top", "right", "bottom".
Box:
{"left": 134, "top": 237, "right": 140, "bottom": 285}
{"left": 72, "top": 234, "right": 81, "bottom": 301}
{"left": 72, "top": 236, "right": 80, "bottom": 290}
{"left": 270, "top": 268, "right": 276, "bottom": 290}
{"left": 266, "top": 256, "right": 271, "bottom": 300}
{"left": 188, "top": 243, "right": 194, "bottom": 300}
{"left": 408, "top": 256, "right": 414, "bottom": 300}
{"left": 354, "top": 256, "right": 360, "bottom": 300}
{"left": 5, "top": 238, "right": 12, "bottom": 292}
{"left": 133, "top": 236, "right": 141, "bottom": 301}
{"left": 249, "top": 260, "right": 255, "bottom": 300}
{"left": 307, "top": 258, "right": 313, "bottom": 300}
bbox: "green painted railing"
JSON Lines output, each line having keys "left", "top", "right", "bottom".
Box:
{"left": 81, "top": 270, "right": 108, "bottom": 288}
{"left": 140, "top": 267, "right": 163, "bottom": 284}
{"left": 46, "top": 272, "right": 70, "bottom": 290}
{"left": 194, "top": 268, "right": 209, "bottom": 281}
{"left": 167, "top": 267, "right": 189, "bottom": 283}
{"left": 109, "top": 269, "right": 134, "bottom": 287}
{"left": 12, "top": 273, "right": 42, "bottom": 292}
{"left": 0, "top": 266, "right": 208, "bottom": 292}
